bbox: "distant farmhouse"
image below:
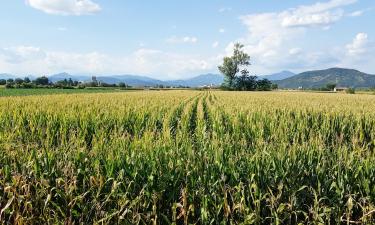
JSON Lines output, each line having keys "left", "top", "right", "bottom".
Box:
{"left": 334, "top": 87, "right": 348, "bottom": 92}
{"left": 199, "top": 83, "right": 218, "bottom": 89}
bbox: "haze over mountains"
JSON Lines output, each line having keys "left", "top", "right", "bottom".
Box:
{"left": 1, "top": 72, "right": 228, "bottom": 87}
{"left": 1, "top": 68, "right": 375, "bottom": 88}
{"left": 0, "top": 71, "right": 294, "bottom": 87}
{"left": 0, "top": 73, "right": 16, "bottom": 80}
{"left": 48, "top": 73, "right": 226, "bottom": 87}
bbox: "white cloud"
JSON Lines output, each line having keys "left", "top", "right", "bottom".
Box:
{"left": 131, "top": 49, "right": 217, "bottom": 78}
{"left": 349, "top": 10, "right": 363, "bottom": 17}
{"left": 0, "top": 46, "right": 108, "bottom": 75}
{"left": 348, "top": 8, "right": 373, "bottom": 17}
{"left": 0, "top": 46, "right": 218, "bottom": 79}
{"left": 336, "top": 33, "right": 375, "bottom": 72}
{"left": 280, "top": 0, "right": 357, "bottom": 28}
{"left": 166, "top": 36, "right": 198, "bottom": 44}
{"left": 346, "top": 33, "right": 369, "bottom": 56}
{"left": 286, "top": 0, "right": 357, "bottom": 15}
{"left": 289, "top": 48, "right": 302, "bottom": 55}
{"left": 0, "top": 46, "right": 46, "bottom": 63}
{"left": 239, "top": 12, "right": 304, "bottom": 66}
{"left": 212, "top": 41, "right": 219, "bottom": 48}
{"left": 26, "top": 0, "right": 101, "bottom": 16}
{"left": 281, "top": 10, "right": 344, "bottom": 28}
{"left": 231, "top": 0, "right": 359, "bottom": 74}
{"left": 219, "top": 28, "right": 226, "bottom": 33}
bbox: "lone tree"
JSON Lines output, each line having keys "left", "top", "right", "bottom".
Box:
{"left": 218, "top": 43, "right": 250, "bottom": 89}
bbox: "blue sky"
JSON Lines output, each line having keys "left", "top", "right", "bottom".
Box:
{"left": 0, "top": 0, "right": 374, "bottom": 79}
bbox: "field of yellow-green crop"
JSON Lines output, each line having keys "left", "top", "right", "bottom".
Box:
{"left": 0, "top": 90, "right": 374, "bottom": 224}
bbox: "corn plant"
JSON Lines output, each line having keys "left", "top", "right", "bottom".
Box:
{"left": 0, "top": 90, "right": 374, "bottom": 224}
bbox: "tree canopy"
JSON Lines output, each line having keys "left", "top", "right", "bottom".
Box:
{"left": 218, "top": 43, "right": 274, "bottom": 91}
{"left": 218, "top": 43, "right": 250, "bottom": 88}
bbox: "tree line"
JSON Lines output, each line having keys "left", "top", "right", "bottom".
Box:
{"left": 0, "top": 77, "right": 131, "bottom": 89}
{"left": 218, "top": 43, "right": 277, "bottom": 91}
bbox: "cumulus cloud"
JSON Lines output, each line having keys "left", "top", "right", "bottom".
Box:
{"left": 131, "top": 49, "right": 217, "bottom": 78}
{"left": 166, "top": 36, "right": 198, "bottom": 44}
{"left": 232, "top": 0, "right": 359, "bottom": 74}
{"left": 0, "top": 46, "right": 108, "bottom": 75}
{"left": 0, "top": 46, "right": 218, "bottom": 79}
{"left": 0, "top": 46, "right": 46, "bottom": 64}
{"left": 336, "top": 33, "right": 375, "bottom": 71}
{"left": 346, "top": 33, "right": 369, "bottom": 56}
{"left": 26, "top": 0, "right": 101, "bottom": 16}
{"left": 238, "top": 12, "right": 304, "bottom": 70}
{"left": 281, "top": 0, "right": 357, "bottom": 27}
{"left": 219, "top": 28, "right": 226, "bottom": 33}
{"left": 212, "top": 41, "right": 219, "bottom": 48}
{"left": 281, "top": 10, "right": 344, "bottom": 28}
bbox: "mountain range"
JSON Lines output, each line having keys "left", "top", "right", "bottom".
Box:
{"left": 0, "top": 71, "right": 293, "bottom": 87}
{"left": 0, "top": 73, "right": 16, "bottom": 80}
{"left": 1, "top": 68, "right": 375, "bottom": 88}
{"left": 47, "top": 73, "right": 226, "bottom": 87}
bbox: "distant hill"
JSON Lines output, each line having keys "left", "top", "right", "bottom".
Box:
{"left": 259, "top": 71, "right": 295, "bottom": 81}
{"left": 98, "top": 75, "right": 167, "bottom": 87}
{"left": 275, "top": 68, "right": 375, "bottom": 89}
{"left": 47, "top": 73, "right": 224, "bottom": 87}
{"left": 168, "top": 74, "right": 224, "bottom": 87}
{"left": 49, "top": 73, "right": 88, "bottom": 82}
{"left": 48, "top": 73, "right": 167, "bottom": 86}
{"left": 0, "top": 73, "right": 16, "bottom": 80}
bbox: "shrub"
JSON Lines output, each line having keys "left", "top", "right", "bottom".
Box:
{"left": 14, "top": 78, "right": 24, "bottom": 84}
{"left": 22, "top": 83, "right": 35, "bottom": 89}
{"left": 5, "top": 83, "right": 14, "bottom": 88}
{"left": 346, "top": 88, "right": 355, "bottom": 94}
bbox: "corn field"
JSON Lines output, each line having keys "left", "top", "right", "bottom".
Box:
{"left": 0, "top": 91, "right": 374, "bottom": 224}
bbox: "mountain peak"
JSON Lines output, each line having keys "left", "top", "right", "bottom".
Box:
{"left": 276, "top": 68, "right": 375, "bottom": 89}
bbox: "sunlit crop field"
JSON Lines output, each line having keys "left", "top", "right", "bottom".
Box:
{"left": 0, "top": 91, "right": 374, "bottom": 224}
